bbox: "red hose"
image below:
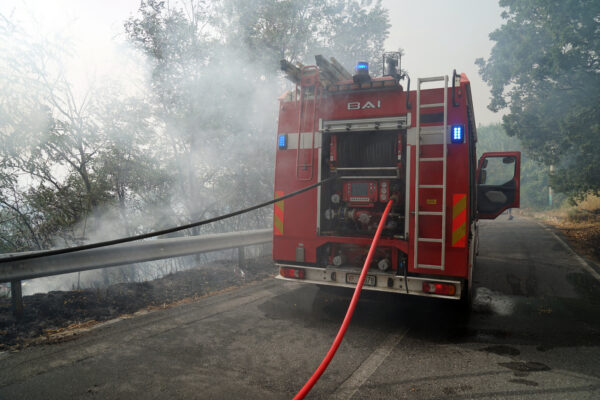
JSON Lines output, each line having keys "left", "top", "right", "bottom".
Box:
{"left": 293, "top": 200, "right": 394, "bottom": 400}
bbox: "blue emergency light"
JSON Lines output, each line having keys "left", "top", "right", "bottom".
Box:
{"left": 451, "top": 124, "right": 464, "bottom": 144}
{"left": 278, "top": 134, "right": 288, "bottom": 150}
{"left": 356, "top": 61, "right": 369, "bottom": 72}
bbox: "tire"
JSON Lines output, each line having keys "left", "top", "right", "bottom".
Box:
{"left": 460, "top": 280, "right": 472, "bottom": 310}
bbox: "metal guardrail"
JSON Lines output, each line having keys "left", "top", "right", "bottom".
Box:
{"left": 1, "top": 229, "right": 273, "bottom": 317}
{"left": 0, "top": 229, "right": 272, "bottom": 282}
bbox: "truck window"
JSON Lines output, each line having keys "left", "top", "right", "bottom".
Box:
{"left": 477, "top": 152, "right": 520, "bottom": 219}
{"left": 480, "top": 156, "right": 515, "bottom": 186}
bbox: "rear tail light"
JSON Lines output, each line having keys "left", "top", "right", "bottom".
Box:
{"left": 280, "top": 267, "right": 306, "bottom": 279}
{"left": 422, "top": 282, "right": 456, "bottom": 296}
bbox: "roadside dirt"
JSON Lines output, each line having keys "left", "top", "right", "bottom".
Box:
{"left": 529, "top": 205, "right": 600, "bottom": 266}
{"left": 550, "top": 220, "right": 600, "bottom": 264}
{"left": 0, "top": 257, "right": 277, "bottom": 350}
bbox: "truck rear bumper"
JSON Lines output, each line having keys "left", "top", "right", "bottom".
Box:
{"left": 276, "top": 264, "right": 462, "bottom": 300}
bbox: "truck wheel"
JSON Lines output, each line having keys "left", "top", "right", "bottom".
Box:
{"left": 459, "top": 279, "right": 473, "bottom": 312}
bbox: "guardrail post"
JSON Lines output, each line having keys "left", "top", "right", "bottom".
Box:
{"left": 11, "top": 280, "right": 23, "bottom": 319}
{"left": 238, "top": 246, "right": 245, "bottom": 268}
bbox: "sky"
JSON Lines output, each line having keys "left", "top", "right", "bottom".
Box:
{"left": 1, "top": 0, "right": 506, "bottom": 125}
{"left": 381, "top": 0, "right": 505, "bottom": 125}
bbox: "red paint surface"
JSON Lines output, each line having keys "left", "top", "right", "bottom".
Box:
{"left": 274, "top": 74, "right": 480, "bottom": 279}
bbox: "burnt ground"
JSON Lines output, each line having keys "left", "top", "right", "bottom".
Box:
{"left": 0, "top": 257, "right": 277, "bottom": 350}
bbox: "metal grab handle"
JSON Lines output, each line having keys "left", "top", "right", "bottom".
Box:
{"left": 451, "top": 69, "right": 459, "bottom": 107}
{"left": 405, "top": 74, "right": 411, "bottom": 109}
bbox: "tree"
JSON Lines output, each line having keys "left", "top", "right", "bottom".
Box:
{"left": 221, "top": 0, "right": 390, "bottom": 72}
{"left": 0, "top": 15, "right": 95, "bottom": 250}
{"left": 316, "top": 0, "right": 390, "bottom": 73}
{"left": 0, "top": 12, "right": 171, "bottom": 252}
{"left": 476, "top": 0, "right": 600, "bottom": 199}
{"left": 123, "top": 0, "right": 393, "bottom": 239}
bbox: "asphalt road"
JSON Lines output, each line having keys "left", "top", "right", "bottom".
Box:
{"left": 1, "top": 216, "right": 599, "bottom": 399}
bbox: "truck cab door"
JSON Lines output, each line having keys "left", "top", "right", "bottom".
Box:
{"left": 477, "top": 152, "right": 521, "bottom": 219}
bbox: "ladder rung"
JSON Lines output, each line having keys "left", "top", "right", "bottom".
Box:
{"left": 419, "top": 184, "right": 443, "bottom": 189}
{"left": 419, "top": 76, "right": 445, "bottom": 83}
{"left": 418, "top": 211, "right": 443, "bottom": 216}
{"left": 418, "top": 238, "right": 442, "bottom": 243}
{"left": 420, "top": 103, "right": 444, "bottom": 109}
{"left": 417, "top": 264, "right": 444, "bottom": 270}
{"left": 420, "top": 157, "right": 443, "bottom": 162}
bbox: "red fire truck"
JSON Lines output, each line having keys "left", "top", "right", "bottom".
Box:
{"left": 273, "top": 53, "right": 520, "bottom": 303}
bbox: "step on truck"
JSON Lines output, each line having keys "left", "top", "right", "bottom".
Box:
{"left": 273, "top": 53, "right": 520, "bottom": 303}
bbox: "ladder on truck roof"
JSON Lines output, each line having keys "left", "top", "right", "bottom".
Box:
{"left": 414, "top": 76, "right": 448, "bottom": 271}
{"left": 295, "top": 66, "right": 320, "bottom": 181}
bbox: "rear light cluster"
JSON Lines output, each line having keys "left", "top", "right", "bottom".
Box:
{"left": 422, "top": 282, "right": 456, "bottom": 296}
{"left": 280, "top": 267, "right": 306, "bottom": 279}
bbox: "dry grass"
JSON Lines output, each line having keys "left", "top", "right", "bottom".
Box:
{"left": 578, "top": 194, "right": 600, "bottom": 212}
{"left": 531, "top": 193, "right": 600, "bottom": 264}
